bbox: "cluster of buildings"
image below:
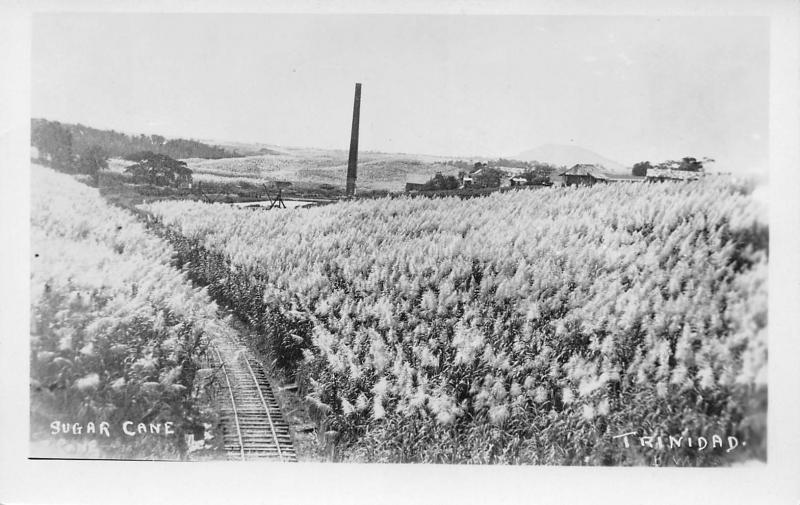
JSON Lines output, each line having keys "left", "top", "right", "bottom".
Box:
{"left": 404, "top": 163, "right": 704, "bottom": 193}
{"left": 559, "top": 164, "right": 703, "bottom": 186}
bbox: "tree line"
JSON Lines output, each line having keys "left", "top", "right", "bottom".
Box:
{"left": 444, "top": 158, "right": 560, "bottom": 172}
{"left": 31, "top": 118, "right": 205, "bottom": 187}
{"left": 30, "top": 117, "right": 110, "bottom": 185}
{"left": 444, "top": 155, "right": 714, "bottom": 178}
{"left": 31, "top": 118, "right": 241, "bottom": 166}
{"left": 631, "top": 157, "right": 714, "bottom": 176}
{"left": 416, "top": 162, "right": 556, "bottom": 192}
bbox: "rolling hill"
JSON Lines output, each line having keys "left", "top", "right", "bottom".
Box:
{"left": 514, "top": 143, "right": 626, "bottom": 172}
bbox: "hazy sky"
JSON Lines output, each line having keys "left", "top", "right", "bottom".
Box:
{"left": 32, "top": 14, "right": 768, "bottom": 173}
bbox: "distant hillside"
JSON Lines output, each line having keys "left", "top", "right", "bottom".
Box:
{"left": 515, "top": 143, "right": 626, "bottom": 173}
{"left": 31, "top": 118, "right": 243, "bottom": 160}
{"left": 185, "top": 150, "right": 460, "bottom": 192}
{"left": 197, "top": 139, "right": 290, "bottom": 157}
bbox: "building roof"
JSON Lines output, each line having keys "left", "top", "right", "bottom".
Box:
{"left": 646, "top": 168, "right": 703, "bottom": 181}
{"left": 605, "top": 174, "right": 645, "bottom": 182}
{"left": 559, "top": 164, "right": 609, "bottom": 179}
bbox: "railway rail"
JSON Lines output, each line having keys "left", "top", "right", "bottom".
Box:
{"left": 209, "top": 334, "right": 297, "bottom": 461}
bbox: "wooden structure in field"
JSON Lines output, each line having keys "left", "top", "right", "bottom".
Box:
{"left": 560, "top": 164, "right": 609, "bottom": 186}
{"left": 196, "top": 181, "right": 214, "bottom": 202}
{"left": 263, "top": 181, "right": 291, "bottom": 209}
{"left": 346, "top": 83, "right": 362, "bottom": 197}
{"left": 405, "top": 173, "right": 428, "bottom": 192}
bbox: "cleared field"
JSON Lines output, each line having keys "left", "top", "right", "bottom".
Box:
{"left": 144, "top": 178, "right": 767, "bottom": 465}
{"left": 184, "top": 148, "right": 460, "bottom": 192}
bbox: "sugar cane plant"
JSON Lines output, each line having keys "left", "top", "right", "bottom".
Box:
{"left": 144, "top": 177, "right": 767, "bottom": 465}
{"left": 30, "top": 165, "right": 237, "bottom": 459}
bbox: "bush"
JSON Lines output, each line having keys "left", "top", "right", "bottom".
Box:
{"left": 124, "top": 151, "right": 193, "bottom": 187}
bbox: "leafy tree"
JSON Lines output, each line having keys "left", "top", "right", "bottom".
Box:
{"left": 530, "top": 161, "right": 560, "bottom": 174}
{"left": 472, "top": 167, "right": 504, "bottom": 188}
{"left": 490, "top": 158, "right": 530, "bottom": 169}
{"left": 75, "top": 145, "right": 109, "bottom": 186}
{"left": 654, "top": 157, "right": 713, "bottom": 172}
{"left": 124, "top": 151, "right": 192, "bottom": 187}
{"left": 31, "top": 119, "right": 74, "bottom": 171}
{"left": 677, "top": 157, "right": 704, "bottom": 172}
{"left": 422, "top": 172, "right": 460, "bottom": 191}
{"left": 632, "top": 161, "right": 651, "bottom": 177}
{"left": 518, "top": 171, "right": 552, "bottom": 185}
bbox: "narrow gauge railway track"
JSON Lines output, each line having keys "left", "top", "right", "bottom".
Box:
{"left": 209, "top": 335, "right": 297, "bottom": 461}
{"left": 119, "top": 206, "right": 298, "bottom": 460}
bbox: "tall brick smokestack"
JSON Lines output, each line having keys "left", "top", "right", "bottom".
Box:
{"left": 346, "top": 83, "right": 361, "bottom": 197}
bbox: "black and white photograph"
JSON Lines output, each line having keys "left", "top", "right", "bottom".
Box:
{"left": 1, "top": 1, "right": 799, "bottom": 504}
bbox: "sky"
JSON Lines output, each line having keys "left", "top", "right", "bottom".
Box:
{"left": 32, "top": 14, "right": 769, "bottom": 174}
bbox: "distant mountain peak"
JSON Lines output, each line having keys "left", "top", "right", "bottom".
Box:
{"left": 514, "top": 143, "right": 625, "bottom": 173}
